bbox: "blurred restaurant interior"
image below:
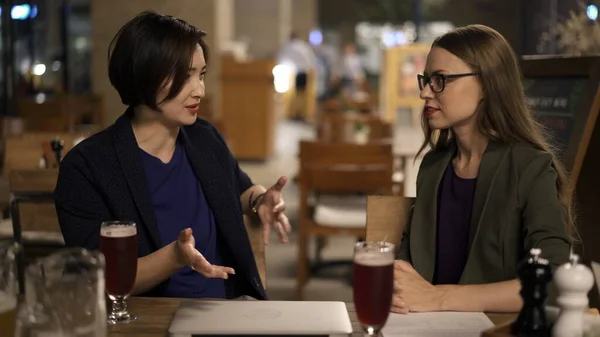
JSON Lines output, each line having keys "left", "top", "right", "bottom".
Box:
{"left": 2, "top": 0, "right": 600, "bottom": 319}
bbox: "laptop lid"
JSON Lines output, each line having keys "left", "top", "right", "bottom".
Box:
{"left": 168, "top": 300, "right": 353, "bottom": 336}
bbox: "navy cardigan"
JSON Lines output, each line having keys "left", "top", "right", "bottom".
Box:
{"left": 54, "top": 108, "right": 267, "bottom": 300}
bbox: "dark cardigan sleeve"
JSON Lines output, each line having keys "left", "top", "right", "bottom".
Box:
{"left": 207, "top": 123, "right": 254, "bottom": 194}
{"left": 54, "top": 151, "right": 112, "bottom": 250}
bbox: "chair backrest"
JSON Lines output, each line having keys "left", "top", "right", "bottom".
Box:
{"left": 319, "top": 111, "right": 393, "bottom": 143}
{"left": 319, "top": 98, "right": 343, "bottom": 113}
{"left": 8, "top": 169, "right": 60, "bottom": 234}
{"left": 366, "top": 196, "right": 416, "bottom": 247}
{"left": 298, "top": 140, "right": 394, "bottom": 195}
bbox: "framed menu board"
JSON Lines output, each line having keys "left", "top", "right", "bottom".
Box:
{"left": 521, "top": 56, "right": 600, "bottom": 308}
{"left": 522, "top": 77, "right": 586, "bottom": 160}
{"left": 521, "top": 56, "right": 600, "bottom": 183}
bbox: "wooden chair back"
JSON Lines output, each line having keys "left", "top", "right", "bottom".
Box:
{"left": 365, "top": 196, "right": 415, "bottom": 247}
{"left": 295, "top": 141, "right": 394, "bottom": 299}
{"left": 319, "top": 111, "right": 393, "bottom": 143}
{"left": 298, "top": 140, "right": 394, "bottom": 195}
{"left": 8, "top": 169, "right": 60, "bottom": 234}
{"left": 319, "top": 98, "right": 343, "bottom": 113}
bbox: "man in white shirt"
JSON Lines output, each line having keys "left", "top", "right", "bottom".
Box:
{"left": 340, "top": 43, "right": 365, "bottom": 96}
{"left": 277, "top": 33, "right": 318, "bottom": 119}
{"left": 278, "top": 32, "right": 318, "bottom": 91}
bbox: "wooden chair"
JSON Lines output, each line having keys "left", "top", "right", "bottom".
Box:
{"left": 318, "top": 111, "right": 393, "bottom": 144}
{"left": 317, "top": 112, "right": 403, "bottom": 195}
{"left": 296, "top": 140, "right": 395, "bottom": 299}
{"left": 365, "top": 195, "right": 416, "bottom": 247}
{"left": 318, "top": 98, "right": 344, "bottom": 114}
{"left": 6, "top": 169, "right": 61, "bottom": 293}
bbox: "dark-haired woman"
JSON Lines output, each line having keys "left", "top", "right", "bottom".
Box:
{"left": 54, "top": 11, "right": 290, "bottom": 300}
{"left": 391, "top": 25, "right": 572, "bottom": 314}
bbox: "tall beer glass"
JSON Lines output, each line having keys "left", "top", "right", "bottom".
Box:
{"left": 100, "top": 221, "right": 138, "bottom": 324}
{"left": 353, "top": 241, "right": 394, "bottom": 336}
{"left": 0, "top": 241, "right": 18, "bottom": 337}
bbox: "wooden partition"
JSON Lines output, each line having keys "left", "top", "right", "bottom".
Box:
{"left": 220, "top": 57, "right": 277, "bottom": 161}
{"left": 16, "top": 94, "right": 103, "bottom": 132}
{"left": 520, "top": 55, "right": 600, "bottom": 308}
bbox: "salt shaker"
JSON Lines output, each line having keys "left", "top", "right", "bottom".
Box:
{"left": 553, "top": 254, "right": 594, "bottom": 337}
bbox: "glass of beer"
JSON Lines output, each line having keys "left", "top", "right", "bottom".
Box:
{"left": 100, "top": 221, "right": 138, "bottom": 324}
{"left": 353, "top": 241, "right": 395, "bottom": 336}
{"left": 0, "top": 241, "right": 19, "bottom": 337}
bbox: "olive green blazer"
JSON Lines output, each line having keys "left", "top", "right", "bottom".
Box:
{"left": 397, "top": 141, "right": 571, "bottom": 285}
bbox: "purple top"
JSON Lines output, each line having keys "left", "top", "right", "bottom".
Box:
{"left": 433, "top": 162, "right": 477, "bottom": 285}
{"left": 141, "top": 140, "right": 225, "bottom": 298}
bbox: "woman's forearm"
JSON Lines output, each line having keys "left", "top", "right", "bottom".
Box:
{"left": 132, "top": 242, "right": 184, "bottom": 295}
{"left": 437, "top": 279, "right": 522, "bottom": 312}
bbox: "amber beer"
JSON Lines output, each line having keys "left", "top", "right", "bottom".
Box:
{"left": 353, "top": 242, "right": 394, "bottom": 335}
{"left": 0, "top": 291, "right": 17, "bottom": 337}
{"left": 100, "top": 224, "right": 137, "bottom": 297}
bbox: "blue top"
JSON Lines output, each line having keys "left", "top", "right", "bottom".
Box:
{"left": 433, "top": 162, "right": 477, "bottom": 285}
{"left": 140, "top": 139, "right": 226, "bottom": 298}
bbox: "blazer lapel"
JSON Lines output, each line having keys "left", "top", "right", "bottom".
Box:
{"left": 464, "top": 141, "right": 509, "bottom": 261}
{"left": 179, "top": 127, "right": 264, "bottom": 295}
{"left": 411, "top": 145, "right": 454, "bottom": 283}
{"left": 112, "top": 110, "right": 163, "bottom": 248}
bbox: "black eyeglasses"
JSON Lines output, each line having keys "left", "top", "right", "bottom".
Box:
{"left": 417, "top": 72, "right": 480, "bottom": 93}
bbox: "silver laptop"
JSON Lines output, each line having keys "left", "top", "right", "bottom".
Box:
{"left": 168, "top": 300, "right": 353, "bottom": 336}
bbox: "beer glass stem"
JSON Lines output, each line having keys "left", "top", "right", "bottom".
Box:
{"left": 107, "top": 295, "right": 136, "bottom": 324}
{"left": 112, "top": 296, "right": 127, "bottom": 315}
{"left": 363, "top": 326, "right": 381, "bottom": 336}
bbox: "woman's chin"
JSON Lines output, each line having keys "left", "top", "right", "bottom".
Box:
{"left": 179, "top": 115, "right": 198, "bottom": 126}
{"left": 427, "top": 119, "right": 448, "bottom": 130}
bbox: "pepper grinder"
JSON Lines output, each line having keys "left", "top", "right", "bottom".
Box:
{"left": 512, "top": 248, "right": 553, "bottom": 337}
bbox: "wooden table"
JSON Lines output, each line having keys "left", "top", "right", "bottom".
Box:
{"left": 108, "top": 297, "right": 516, "bottom": 337}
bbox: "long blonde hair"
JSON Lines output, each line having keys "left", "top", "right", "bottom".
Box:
{"left": 418, "top": 24, "right": 575, "bottom": 235}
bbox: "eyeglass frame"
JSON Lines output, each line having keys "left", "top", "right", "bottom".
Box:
{"left": 417, "top": 72, "right": 480, "bottom": 93}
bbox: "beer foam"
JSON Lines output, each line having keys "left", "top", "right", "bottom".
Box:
{"left": 0, "top": 292, "right": 16, "bottom": 312}
{"left": 101, "top": 225, "right": 136, "bottom": 238}
{"left": 354, "top": 251, "right": 394, "bottom": 267}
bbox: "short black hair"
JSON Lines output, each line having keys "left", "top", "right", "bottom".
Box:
{"left": 108, "top": 11, "right": 209, "bottom": 110}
